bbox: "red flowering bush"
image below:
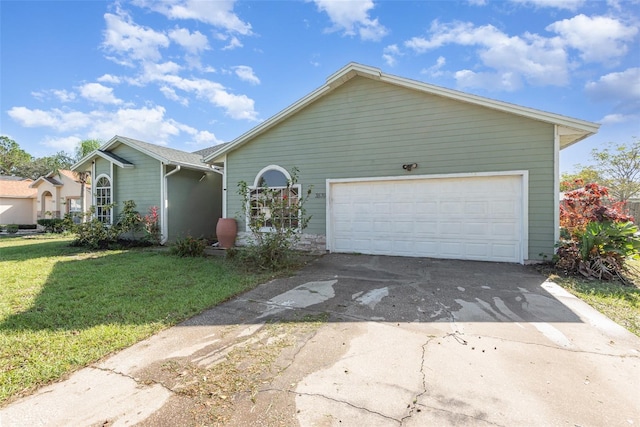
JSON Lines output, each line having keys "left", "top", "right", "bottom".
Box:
{"left": 557, "top": 180, "right": 639, "bottom": 280}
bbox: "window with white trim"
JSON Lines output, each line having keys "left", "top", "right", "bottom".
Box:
{"left": 95, "top": 176, "right": 112, "bottom": 223}
{"left": 249, "top": 167, "right": 301, "bottom": 231}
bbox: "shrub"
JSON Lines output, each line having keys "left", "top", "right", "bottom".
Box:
{"left": 6, "top": 224, "right": 18, "bottom": 234}
{"left": 237, "top": 167, "right": 312, "bottom": 270}
{"left": 171, "top": 235, "right": 206, "bottom": 257}
{"left": 71, "top": 201, "right": 156, "bottom": 249}
{"left": 142, "top": 206, "right": 161, "bottom": 244}
{"left": 556, "top": 181, "right": 640, "bottom": 280}
{"left": 37, "top": 218, "right": 66, "bottom": 233}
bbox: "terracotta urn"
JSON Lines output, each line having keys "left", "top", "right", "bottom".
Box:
{"left": 216, "top": 218, "right": 237, "bottom": 249}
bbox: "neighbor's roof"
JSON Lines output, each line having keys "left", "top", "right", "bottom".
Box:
{"left": 204, "top": 62, "right": 599, "bottom": 163}
{"left": 0, "top": 178, "right": 36, "bottom": 198}
{"left": 72, "top": 136, "right": 213, "bottom": 173}
{"left": 29, "top": 169, "right": 90, "bottom": 188}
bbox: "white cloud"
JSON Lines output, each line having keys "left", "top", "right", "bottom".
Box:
{"left": 159, "top": 86, "right": 189, "bottom": 106}
{"left": 585, "top": 67, "right": 640, "bottom": 121}
{"left": 8, "top": 105, "right": 218, "bottom": 146}
{"left": 421, "top": 56, "right": 447, "bottom": 78}
{"left": 42, "top": 135, "right": 82, "bottom": 153}
{"left": 382, "top": 44, "right": 401, "bottom": 66}
{"left": 222, "top": 35, "right": 243, "bottom": 50}
{"left": 52, "top": 89, "right": 77, "bottom": 102}
{"left": 405, "top": 21, "right": 569, "bottom": 88}
{"left": 312, "top": 0, "right": 388, "bottom": 41}
{"left": 547, "top": 15, "right": 638, "bottom": 64}
{"left": 102, "top": 11, "right": 170, "bottom": 63}
{"left": 8, "top": 107, "right": 93, "bottom": 131}
{"left": 132, "top": 0, "right": 252, "bottom": 35}
{"left": 149, "top": 74, "right": 258, "bottom": 120}
{"left": 192, "top": 130, "right": 223, "bottom": 145}
{"left": 97, "top": 74, "right": 122, "bottom": 84}
{"left": 31, "top": 89, "right": 76, "bottom": 102}
{"left": 78, "top": 83, "right": 123, "bottom": 105}
{"left": 600, "top": 113, "right": 638, "bottom": 125}
{"left": 455, "top": 69, "right": 522, "bottom": 91}
{"left": 509, "top": 0, "right": 585, "bottom": 11}
{"left": 233, "top": 65, "right": 260, "bottom": 85}
{"left": 168, "top": 27, "right": 210, "bottom": 54}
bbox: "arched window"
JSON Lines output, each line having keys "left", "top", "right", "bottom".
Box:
{"left": 95, "top": 175, "right": 112, "bottom": 223}
{"left": 249, "top": 166, "right": 301, "bottom": 231}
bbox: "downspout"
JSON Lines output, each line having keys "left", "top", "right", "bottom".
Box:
{"left": 553, "top": 125, "right": 560, "bottom": 252}
{"left": 161, "top": 165, "right": 181, "bottom": 244}
{"left": 221, "top": 155, "right": 228, "bottom": 218}
{"left": 91, "top": 161, "right": 96, "bottom": 221}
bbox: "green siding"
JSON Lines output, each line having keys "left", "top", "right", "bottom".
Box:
{"left": 110, "top": 144, "right": 162, "bottom": 219}
{"left": 167, "top": 169, "right": 222, "bottom": 241}
{"left": 226, "top": 76, "right": 556, "bottom": 261}
{"left": 94, "top": 159, "right": 110, "bottom": 180}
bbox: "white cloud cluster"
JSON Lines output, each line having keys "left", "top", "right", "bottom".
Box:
{"left": 312, "top": 0, "right": 388, "bottom": 41}
{"left": 585, "top": 67, "right": 640, "bottom": 123}
{"left": 509, "top": 0, "right": 586, "bottom": 11}
{"left": 7, "top": 105, "right": 223, "bottom": 147}
{"left": 11, "top": 1, "right": 259, "bottom": 152}
{"left": 389, "top": 13, "right": 637, "bottom": 93}
{"left": 132, "top": 0, "right": 252, "bottom": 35}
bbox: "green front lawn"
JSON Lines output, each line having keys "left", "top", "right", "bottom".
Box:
{"left": 0, "top": 235, "right": 266, "bottom": 405}
{"left": 549, "top": 259, "right": 640, "bottom": 337}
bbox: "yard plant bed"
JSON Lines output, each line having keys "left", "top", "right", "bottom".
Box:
{"left": 0, "top": 236, "right": 267, "bottom": 405}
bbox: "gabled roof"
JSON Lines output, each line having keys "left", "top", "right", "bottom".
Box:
{"left": 72, "top": 135, "right": 213, "bottom": 172}
{"left": 204, "top": 62, "right": 599, "bottom": 163}
{"left": 0, "top": 179, "right": 36, "bottom": 198}
{"left": 29, "top": 170, "right": 88, "bottom": 188}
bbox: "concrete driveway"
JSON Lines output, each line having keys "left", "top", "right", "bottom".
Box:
{"left": 1, "top": 254, "right": 639, "bottom": 426}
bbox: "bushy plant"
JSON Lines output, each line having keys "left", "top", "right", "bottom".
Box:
{"left": 37, "top": 218, "right": 67, "bottom": 233}
{"left": 6, "top": 224, "right": 18, "bottom": 234}
{"left": 171, "top": 235, "right": 206, "bottom": 257}
{"left": 556, "top": 181, "right": 639, "bottom": 280}
{"left": 560, "top": 180, "right": 632, "bottom": 234}
{"left": 237, "top": 167, "right": 312, "bottom": 270}
{"left": 70, "top": 201, "right": 157, "bottom": 249}
{"left": 143, "top": 206, "right": 161, "bottom": 244}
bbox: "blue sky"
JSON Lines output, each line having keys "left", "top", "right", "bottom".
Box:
{"left": 1, "top": 0, "right": 638, "bottom": 174}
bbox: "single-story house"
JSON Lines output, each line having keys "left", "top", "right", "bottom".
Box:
{"left": 204, "top": 62, "right": 599, "bottom": 264}
{"left": 72, "top": 135, "right": 222, "bottom": 243}
{"left": 30, "top": 170, "right": 92, "bottom": 222}
{"left": 0, "top": 176, "right": 36, "bottom": 225}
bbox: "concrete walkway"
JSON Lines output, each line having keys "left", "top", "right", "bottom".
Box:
{"left": 1, "top": 254, "right": 639, "bottom": 426}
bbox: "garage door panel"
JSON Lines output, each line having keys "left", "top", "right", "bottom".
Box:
{"left": 329, "top": 175, "right": 524, "bottom": 263}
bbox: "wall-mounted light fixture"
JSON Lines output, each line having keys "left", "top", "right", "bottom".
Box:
{"left": 402, "top": 163, "right": 418, "bottom": 172}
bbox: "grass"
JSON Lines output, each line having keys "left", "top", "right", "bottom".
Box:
{"left": 547, "top": 258, "right": 640, "bottom": 337}
{"left": 0, "top": 235, "right": 268, "bottom": 405}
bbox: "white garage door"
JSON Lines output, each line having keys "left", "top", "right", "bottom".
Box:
{"left": 328, "top": 174, "right": 524, "bottom": 263}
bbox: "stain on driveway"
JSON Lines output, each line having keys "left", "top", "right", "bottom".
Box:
{"left": 2, "top": 254, "right": 639, "bottom": 426}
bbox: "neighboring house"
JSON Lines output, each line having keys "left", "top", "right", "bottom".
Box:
{"left": 0, "top": 176, "right": 36, "bottom": 225}
{"left": 30, "top": 170, "right": 92, "bottom": 222}
{"left": 204, "top": 63, "right": 600, "bottom": 264}
{"left": 72, "top": 135, "right": 222, "bottom": 243}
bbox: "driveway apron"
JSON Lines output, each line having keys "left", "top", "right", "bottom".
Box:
{"left": 1, "top": 254, "right": 639, "bottom": 426}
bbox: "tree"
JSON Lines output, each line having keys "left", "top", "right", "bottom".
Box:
{"left": 75, "top": 139, "right": 101, "bottom": 161}
{"left": 15, "top": 151, "right": 74, "bottom": 180}
{"left": 0, "top": 136, "right": 32, "bottom": 176}
{"left": 560, "top": 166, "right": 602, "bottom": 192}
{"left": 591, "top": 138, "right": 640, "bottom": 202}
{"left": 74, "top": 139, "right": 101, "bottom": 217}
